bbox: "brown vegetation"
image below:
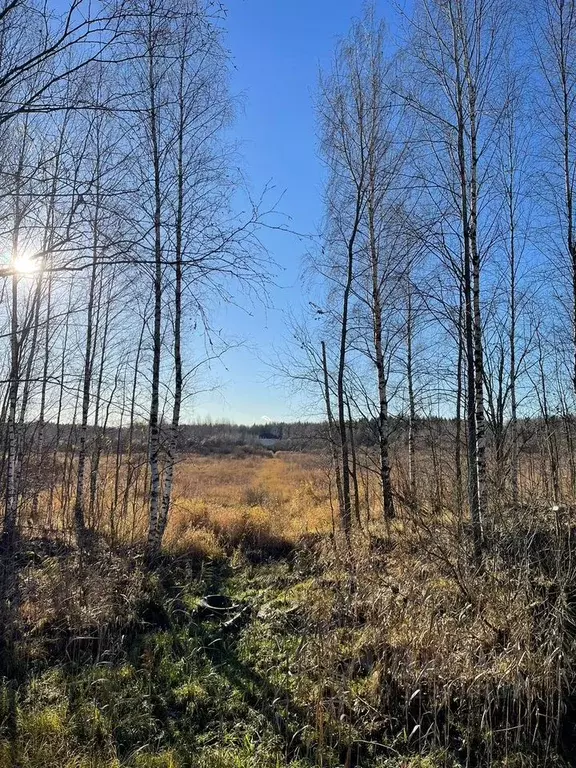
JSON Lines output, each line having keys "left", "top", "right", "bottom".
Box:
{"left": 3, "top": 450, "right": 576, "bottom": 766}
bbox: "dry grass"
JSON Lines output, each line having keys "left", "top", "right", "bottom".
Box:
{"left": 20, "top": 451, "right": 335, "bottom": 557}
{"left": 263, "top": 504, "right": 576, "bottom": 765}
{"left": 160, "top": 452, "right": 333, "bottom": 556}
{"left": 7, "top": 452, "right": 576, "bottom": 765}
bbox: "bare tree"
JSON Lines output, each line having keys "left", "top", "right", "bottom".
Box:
{"left": 538, "top": 0, "right": 576, "bottom": 394}
{"left": 406, "top": 0, "right": 511, "bottom": 557}
{"left": 317, "top": 8, "right": 414, "bottom": 530}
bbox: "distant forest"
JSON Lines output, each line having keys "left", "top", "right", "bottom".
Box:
{"left": 11, "top": 415, "right": 576, "bottom": 457}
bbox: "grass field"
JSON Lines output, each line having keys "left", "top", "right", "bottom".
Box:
{"left": 4, "top": 451, "right": 576, "bottom": 767}
{"left": 164, "top": 452, "right": 334, "bottom": 556}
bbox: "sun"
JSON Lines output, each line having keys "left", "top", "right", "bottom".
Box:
{"left": 12, "top": 252, "right": 40, "bottom": 275}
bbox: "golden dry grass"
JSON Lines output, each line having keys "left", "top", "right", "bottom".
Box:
{"left": 22, "top": 451, "right": 335, "bottom": 556}
{"left": 11, "top": 451, "right": 576, "bottom": 765}
{"left": 163, "top": 452, "right": 334, "bottom": 556}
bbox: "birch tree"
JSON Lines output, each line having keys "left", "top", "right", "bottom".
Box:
{"left": 318, "top": 9, "right": 412, "bottom": 531}
{"left": 407, "top": 0, "right": 510, "bottom": 557}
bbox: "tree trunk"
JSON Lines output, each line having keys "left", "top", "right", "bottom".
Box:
{"left": 146, "top": 21, "right": 164, "bottom": 558}
{"left": 346, "top": 395, "right": 361, "bottom": 526}
{"left": 321, "top": 341, "right": 344, "bottom": 516}
{"left": 73, "top": 172, "right": 101, "bottom": 545}
{"left": 406, "top": 278, "right": 417, "bottom": 507}
{"left": 450, "top": 0, "right": 483, "bottom": 560}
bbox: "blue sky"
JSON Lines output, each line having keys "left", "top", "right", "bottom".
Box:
{"left": 191, "top": 0, "right": 406, "bottom": 425}
{"left": 189, "top": 0, "right": 398, "bottom": 423}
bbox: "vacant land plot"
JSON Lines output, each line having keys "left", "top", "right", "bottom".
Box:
{"left": 163, "top": 452, "right": 334, "bottom": 556}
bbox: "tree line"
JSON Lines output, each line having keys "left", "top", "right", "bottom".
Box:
{"left": 296, "top": 0, "right": 576, "bottom": 557}
{"left": 3, "top": 0, "right": 576, "bottom": 564}
{"left": 0, "top": 0, "right": 270, "bottom": 560}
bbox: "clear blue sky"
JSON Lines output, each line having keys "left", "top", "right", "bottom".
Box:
{"left": 192, "top": 0, "right": 405, "bottom": 425}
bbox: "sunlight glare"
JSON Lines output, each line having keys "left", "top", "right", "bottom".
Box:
{"left": 12, "top": 252, "right": 40, "bottom": 275}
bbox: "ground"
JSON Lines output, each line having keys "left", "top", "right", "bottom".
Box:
{"left": 2, "top": 453, "right": 575, "bottom": 767}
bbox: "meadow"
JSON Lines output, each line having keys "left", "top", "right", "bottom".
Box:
{"left": 3, "top": 450, "right": 576, "bottom": 768}
{"left": 163, "top": 452, "right": 333, "bottom": 557}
